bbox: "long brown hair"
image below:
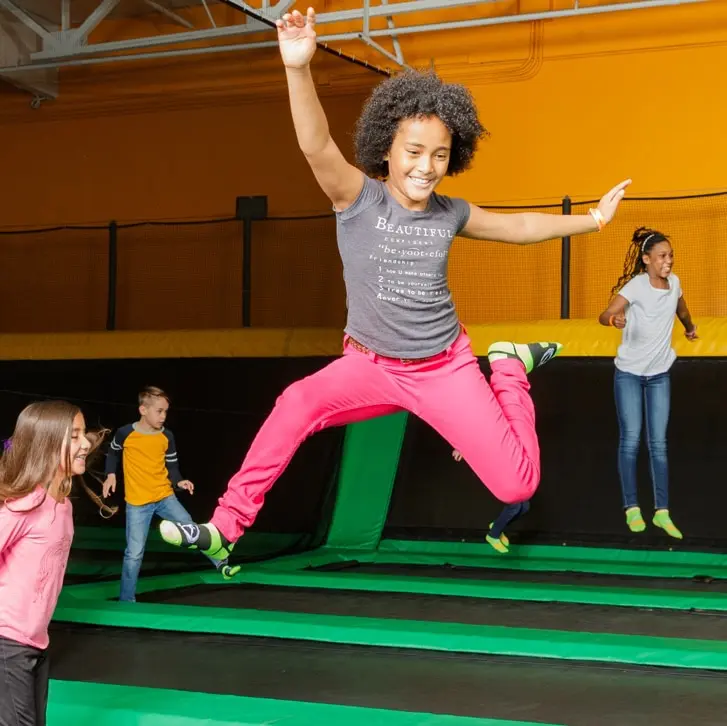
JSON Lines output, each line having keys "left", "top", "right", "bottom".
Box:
{"left": 0, "top": 400, "right": 113, "bottom": 516}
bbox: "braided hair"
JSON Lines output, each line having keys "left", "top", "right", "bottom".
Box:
{"left": 610, "top": 226, "right": 670, "bottom": 298}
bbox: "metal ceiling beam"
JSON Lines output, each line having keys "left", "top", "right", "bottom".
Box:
{"left": 355, "top": 0, "right": 707, "bottom": 36}
{"left": 200, "top": 0, "right": 217, "bottom": 28}
{"left": 0, "top": 11, "right": 58, "bottom": 98}
{"left": 72, "top": 0, "right": 122, "bottom": 43}
{"left": 381, "top": 0, "right": 405, "bottom": 66}
{"left": 61, "top": 0, "right": 71, "bottom": 31}
{"left": 30, "top": 0, "right": 295, "bottom": 59}
{"left": 144, "top": 0, "right": 196, "bottom": 30}
{"left": 361, "top": 0, "right": 408, "bottom": 67}
{"left": 2, "top": 0, "right": 708, "bottom": 73}
{"left": 0, "top": 0, "right": 57, "bottom": 46}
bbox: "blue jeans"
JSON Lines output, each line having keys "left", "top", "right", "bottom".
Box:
{"left": 120, "top": 493, "right": 210, "bottom": 602}
{"left": 614, "top": 368, "right": 671, "bottom": 512}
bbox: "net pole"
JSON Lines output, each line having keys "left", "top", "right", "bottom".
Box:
{"left": 560, "top": 196, "right": 571, "bottom": 320}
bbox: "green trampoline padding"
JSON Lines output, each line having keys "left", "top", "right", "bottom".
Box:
{"left": 56, "top": 534, "right": 727, "bottom": 675}
{"left": 62, "top": 563, "right": 727, "bottom": 613}
{"left": 61, "top": 539, "right": 727, "bottom": 614}
{"left": 53, "top": 593, "right": 727, "bottom": 671}
{"left": 48, "top": 680, "right": 561, "bottom": 726}
{"left": 325, "top": 413, "right": 408, "bottom": 550}
{"left": 375, "top": 540, "right": 727, "bottom": 579}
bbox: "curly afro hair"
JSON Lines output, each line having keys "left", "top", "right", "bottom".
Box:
{"left": 353, "top": 69, "right": 488, "bottom": 179}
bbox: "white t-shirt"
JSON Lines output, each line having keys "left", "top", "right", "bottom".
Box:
{"left": 614, "top": 272, "right": 682, "bottom": 377}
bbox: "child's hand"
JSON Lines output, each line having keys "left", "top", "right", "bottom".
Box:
{"left": 177, "top": 480, "right": 194, "bottom": 494}
{"left": 611, "top": 312, "right": 626, "bottom": 329}
{"left": 276, "top": 8, "right": 317, "bottom": 69}
{"left": 685, "top": 325, "right": 698, "bottom": 341}
{"left": 452, "top": 449, "right": 463, "bottom": 462}
{"left": 102, "top": 475, "right": 116, "bottom": 498}
{"left": 596, "top": 178, "right": 632, "bottom": 224}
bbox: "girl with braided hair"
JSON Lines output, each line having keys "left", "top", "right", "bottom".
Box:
{"left": 599, "top": 227, "right": 698, "bottom": 539}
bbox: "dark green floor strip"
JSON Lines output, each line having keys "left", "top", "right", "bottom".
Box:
{"left": 207, "top": 569, "right": 727, "bottom": 612}
{"left": 52, "top": 595, "right": 727, "bottom": 671}
{"left": 376, "top": 541, "right": 727, "bottom": 579}
{"left": 62, "top": 562, "right": 727, "bottom": 614}
{"left": 60, "top": 542, "right": 727, "bottom": 617}
{"left": 48, "top": 680, "right": 559, "bottom": 726}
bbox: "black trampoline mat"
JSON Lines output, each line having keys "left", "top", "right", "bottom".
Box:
{"left": 312, "top": 561, "right": 727, "bottom": 592}
{"left": 49, "top": 622, "right": 726, "bottom": 726}
{"left": 138, "top": 583, "right": 727, "bottom": 641}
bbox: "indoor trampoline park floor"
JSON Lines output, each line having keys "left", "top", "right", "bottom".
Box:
{"left": 49, "top": 530, "right": 727, "bottom": 726}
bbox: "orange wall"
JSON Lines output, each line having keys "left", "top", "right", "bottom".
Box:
{"left": 1, "top": 1, "right": 723, "bottom": 224}
{"left": 0, "top": 0, "right": 724, "bottom": 328}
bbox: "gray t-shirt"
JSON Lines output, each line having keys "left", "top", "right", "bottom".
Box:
{"left": 336, "top": 175, "right": 471, "bottom": 359}
{"left": 614, "top": 272, "right": 682, "bottom": 377}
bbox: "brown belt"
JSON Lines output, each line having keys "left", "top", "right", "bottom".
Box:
{"left": 346, "top": 336, "right": 438, "bottom": 365}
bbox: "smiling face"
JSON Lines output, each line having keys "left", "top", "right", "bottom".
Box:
{"left": 384, "top": 115, "right": 452, "bottom": 211}
{"left": 643, "top": 240, "right": 673, "bottom": 280}
{"left": 62, "top": 412, "right": 91, "bottom": 476}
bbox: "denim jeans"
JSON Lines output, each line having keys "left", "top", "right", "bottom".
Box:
{"left": 0, "top": 635, "right": 49, "bottom": 726}
{"left": 614, "top": 368, "right": 671, "bottom": 511}
{"left": 120, "top": 493, "right": 211, "bottom": 602}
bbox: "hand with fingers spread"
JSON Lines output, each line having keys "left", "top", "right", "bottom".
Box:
{"left": 597, "top": 179, "right": 632, "bottom": 226}
{"left": 276, "top": 7, "right": 317, "bottom": 69}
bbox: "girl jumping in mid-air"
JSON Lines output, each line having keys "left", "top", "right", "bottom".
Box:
{"left": 160, "top": 7, "right": 631, "bottom": 564}
{"left": 599, "top": 227, "right": 697, "bottom": 539}
{"left": 0, "top": 400, "right": 105, "bottom": 726}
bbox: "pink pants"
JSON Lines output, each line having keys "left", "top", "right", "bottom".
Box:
{"left": 211, "top": 329, "right": 540, "bottom": 542}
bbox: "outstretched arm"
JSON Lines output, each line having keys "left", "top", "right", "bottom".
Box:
{"left": 460, "top": 179, "right": 632, "bottom": 244}
{"left": 277, "top": 8, "right": 363, "bottom": 212}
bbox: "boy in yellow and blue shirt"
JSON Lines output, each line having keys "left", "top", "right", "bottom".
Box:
{"left": 103, "top": 386, "right": 238, "bottom": 601}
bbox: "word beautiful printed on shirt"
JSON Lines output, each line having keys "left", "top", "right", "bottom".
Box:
{"left": 369, "top": 215, "right": 453, "bottom": 305}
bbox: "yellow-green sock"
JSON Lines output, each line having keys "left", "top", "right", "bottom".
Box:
{"left": 486, "top": 534, "right": 509, "bottom": 554}
{"left": 625, "top": 506, "right": 645, "bottom": 532}
{"left": 488, "top": 521, "right": 509, "bottom": 548}
{"left": 653, "top": 509, "right": 683, "bottom": 540}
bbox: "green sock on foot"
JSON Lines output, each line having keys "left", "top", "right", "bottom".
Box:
{"left": 487, "top": 342, "right": 563, "bottom": 374}
{"left": 488, "top": 521, "right": 509, "bottom": 548}
{"left": 486, "top": 534, "right": 509, "bottom": 554}
{"left": 219, "top": 562, "right": 241, "bottom": 580}
{"left": 653, "top": 509, "right": 683, "bottom": 540}
{"left": 159, "top": 521, "right": 234, "bottom": 560}
{"left": 625, "top": 506, "right": 646, "bottom": 532}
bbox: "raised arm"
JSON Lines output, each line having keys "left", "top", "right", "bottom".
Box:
{"left": 277, "top": 8, "right": 363, "bottom": 212}
{"left": 460, "top": 179, "right": 632, "bottom": 244}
